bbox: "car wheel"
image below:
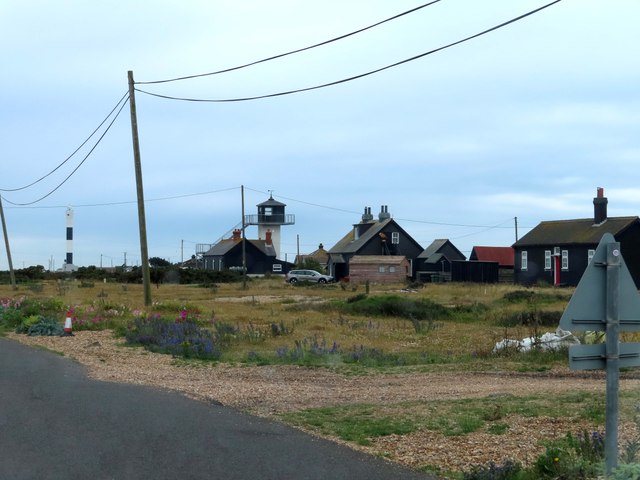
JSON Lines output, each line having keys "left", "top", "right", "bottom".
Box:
{"left": 318, "top": 278, "right": 326, "bottom": 284}
{"left": 289, "top": 278, "right": 298, "bottom": 284}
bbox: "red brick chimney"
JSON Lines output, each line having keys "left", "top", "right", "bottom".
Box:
{"left": 231, "top": 229, "right": 241, "bottom": 241}
{"left": 593, "top": 187, "right": 608, "bottom": 225}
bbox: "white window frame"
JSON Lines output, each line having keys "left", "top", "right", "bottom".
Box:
{"left": 561, "top": 250, "right": 569, "bottom": 270}
{"left": 389, "top": 266, "right": 396, "bottom": 273}
{"left": 544, "top": 250, "right": 551, "bottom": 270}
{"left": 587, "top": 249, "right": 595, "bottom": 264}
{"left": 378, "top": 265, "right": 386, "bottom": 273}
{"left": 272, "top": 264, "right": 282, "bottom": 273}
{"left": 521, "top": 251, "right": 528, "bottom": 271}
{"left": 391, "top": 232, "right": 400, "bottom": 245}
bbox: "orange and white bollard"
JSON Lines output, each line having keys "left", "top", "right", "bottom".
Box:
{"left": 63, "top": 311, "right": 74, "bottom": 336}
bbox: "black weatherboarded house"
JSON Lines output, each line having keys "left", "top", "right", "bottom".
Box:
{"left": 513, "top": 188, "right": 640, "bottom": 288}
{"left": 327, "top": 206, "right": 424, "bottom": 281}
{"left": 416, "top": 239, "right": 466, "bottom": 282}
{"left": 202, "top": 229, "right": 289, "bottom": 275}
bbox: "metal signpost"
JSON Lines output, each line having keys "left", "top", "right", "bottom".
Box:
{"left": 559, "top": 233, "right": 640, "bottom": 474}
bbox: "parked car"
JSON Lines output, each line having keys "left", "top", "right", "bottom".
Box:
{"left": 286, "top": 269, "right": 333, "bottom": 284}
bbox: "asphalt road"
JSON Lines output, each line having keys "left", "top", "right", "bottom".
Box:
{"left": 0, "top": 338, "right": 437, "bottom": 480}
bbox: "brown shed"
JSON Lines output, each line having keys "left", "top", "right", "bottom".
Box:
{"left": 348, "top": 255, "right": 411, "bottom": 284}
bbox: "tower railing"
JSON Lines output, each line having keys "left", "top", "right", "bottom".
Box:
{"left": 244, "top": 214, "right": 295, "bottom": 225}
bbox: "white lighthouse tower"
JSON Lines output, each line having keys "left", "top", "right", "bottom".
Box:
{"left": 244, "top": 194, "right": 295, "bottom": 259}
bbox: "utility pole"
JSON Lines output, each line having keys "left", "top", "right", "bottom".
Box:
{"left": 128, "top": 70, "right": 151, "bottom": 306}
{"left": 181, "top": 239, "right": 184, "bottom": 264}
{"left": 514, "top": 216, "right": 519, "bottom": 243}
{"left": 0, "top": 195, "right": 16, "bottom": 290}
{"left": 241, "top": 185, "right": 247, "bottom": 289}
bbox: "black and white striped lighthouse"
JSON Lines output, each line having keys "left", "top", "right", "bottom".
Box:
{"left": 63, "top": 207, "right": 77, "bottom": 272}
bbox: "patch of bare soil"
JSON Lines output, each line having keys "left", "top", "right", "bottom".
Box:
{"left": 8, "top": 331, "right": 639, "bottom": 475}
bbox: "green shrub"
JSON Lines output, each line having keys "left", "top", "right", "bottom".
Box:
{"left": 20, "top": 317, "right": 64, "bottom": 336}
{"left": 610, "top": 463, "right": 640, "bottom": 480}
{"left": 496, "top": 310, "right": 562, "bottom": 327}
{"left": 1, "top": 307, "right": 25, "bottom": 328}
{"left": 503, "top": 290, "right": 536, "bottom": 303}
{"left": 340, "top": 294, "right": 450, "bottom": 321}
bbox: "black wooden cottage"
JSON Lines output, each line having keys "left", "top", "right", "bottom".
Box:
{"left": 327, "top": 206, "right": 424, "bottom": 281}
{"left": 513, "top": 188, "right": 640, "bottom": 287}
{"left": 416, "top": 239, "right": 466, "bottom": 282}
{"left": 202, "top": 229, "right": 290, "bottom": 275}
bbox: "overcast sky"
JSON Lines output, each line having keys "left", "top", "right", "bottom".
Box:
{"left": 1, "top": 0, "right": 638, "bottom": 269}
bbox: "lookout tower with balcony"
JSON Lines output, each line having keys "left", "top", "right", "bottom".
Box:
{"left": 244, "top": 194, "right": 295, "bottom": 259}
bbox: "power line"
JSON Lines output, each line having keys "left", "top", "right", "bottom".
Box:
{"left": 135, "top": 1, "right": 442, "bottom": 85}
{"left": 135, "top": 0, "right": 561, "bottom": 103}
{"left": 244, "top": 186, "right": 360, "bottom": 216}
{"left": 5, "top": 186, "right": 240, "bottom": 209}
{"left": 450, "top": 218, "right": 515, "bottom": 240}
{"left": 2, "top": 95, "right": 130, "bottom": 207}
{"left": 245, "top": 186, "right": 531, "bottom": 230}
{"left": 0, "top": 92, "right": 129, "bottom": 193}
{"left": 395, "top": 217, "right": 515, "bottom": 229}
{"left": 5, "top": 183, "right": 533, "bottom": 230}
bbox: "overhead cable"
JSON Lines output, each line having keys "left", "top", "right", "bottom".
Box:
{"left": 0, "top": 92, "right": 130, "bottom": 192}
{"left": 5, "top": 186, "right": 240, "bottom": 209}
{"left": 135, "top": 0, "right": 561, "bottom": 103}
{"left": 136, "top": 1, "right": 442, "bottom": 85}
{"left": 2, "top": 96, "right": 130, "bottom": 207}
{"left": 245, "top": 186, "right": 528, "bottom": 229}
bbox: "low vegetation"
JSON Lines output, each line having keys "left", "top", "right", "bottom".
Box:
{"left": 2, "top": 277, "right": 640, "bottom": 478}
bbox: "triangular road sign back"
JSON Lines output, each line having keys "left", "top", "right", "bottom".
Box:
{"left": 559, "top": 233, "right": 640, "bottom": 332}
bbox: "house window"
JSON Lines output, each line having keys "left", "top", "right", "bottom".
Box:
{"left": 521, "top": 251, "right": 528, "bottom": 271}
{"left": 389, "top": 266, "right": 396, "bottom": 273}
{"left": 587, "top": 249, "right": 595, "bottom": 264}
{"left": 378, "top": 265, "right": 386, "bottom": 273}
{"left": 544, "top": 250, "right": 551, "bottom": 270}
{"left": 391, "top": 232, "right": 399, "bottom": 244}
{"left": 561, "top": 250, "right": 569, "bottom": 270}
{"left": 272, "top": 264, "right": 282, "bottom": 272}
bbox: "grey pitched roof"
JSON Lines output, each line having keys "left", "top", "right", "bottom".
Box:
{"left": 513, "top": 216, "right": 639, "bottom": 247}
{"left": 203, "top": 239, "right": 239, "bottom": 256}
{"left": 328, "top": 218, "right": 393, "bottom": 255}
{"left": 203, "top": 239, "right": 276, "bottom": 257}
{"left": 417, "top": 239, "right": 466, "bottom": 261}
{"left": 422, "top": 253, "right": 447, "bottom": 265}
{"left": 349, "top": 255, "right": 407, "bottom": 265}
{"left": 417, "top": 239, "right": 449, "bottom": 259}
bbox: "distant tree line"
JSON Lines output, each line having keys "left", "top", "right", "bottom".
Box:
{"left": 0, "top": 263, "right": 243, "bottom": 285}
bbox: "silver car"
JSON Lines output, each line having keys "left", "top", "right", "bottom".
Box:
{"left": 286, "top": 269, "right": 333, "bottom": 284}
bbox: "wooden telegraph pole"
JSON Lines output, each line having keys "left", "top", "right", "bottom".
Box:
{"left": 0, "top": 195, "right": 16, "bottom": 289}
{"left": 241, "top": 185, "right": 247, "bottom": 289}
{"left": 127, "top": 71, "right": 151, "bottom": 306}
